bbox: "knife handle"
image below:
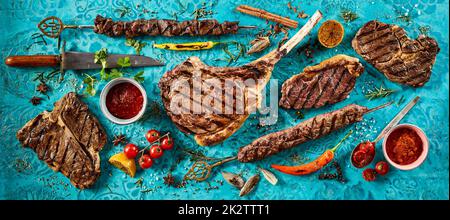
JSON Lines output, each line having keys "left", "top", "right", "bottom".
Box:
{"left": 5, "top": 55, "right": 60, "bottom": 67}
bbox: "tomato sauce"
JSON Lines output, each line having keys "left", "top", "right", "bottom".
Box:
{"left": 386, "top": 127, "right": 423, "bottom": 165}
{"left": 106, "top": 82, "right": 143, "bottom": 119}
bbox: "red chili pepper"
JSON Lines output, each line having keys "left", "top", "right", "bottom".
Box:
{"left": 271, "top": 130, "right": 353, "bottom": 176}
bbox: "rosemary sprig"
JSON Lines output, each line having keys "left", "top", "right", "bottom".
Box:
{"left": 341, "top": 9, "right": 359, "bottom": 23}
{"left": 419, "top": 25, "right": 431, "bottom": 36}
{"left": 192, "top": 2, "right": 215, "bottom": 19}
{"left": 115, "top": 6, "right": 132, "bottom": 18}
{"left": 364, "top": 85, "right": 396, "bottom": 100}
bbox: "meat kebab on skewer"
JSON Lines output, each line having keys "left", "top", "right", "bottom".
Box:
{"left": 184, "top": 101, "right": 393, "bottom": 181}
{"left": 37, "top": 15, "right": 256, "bottom": 39}
{"left": 158, "top": 11, "right": 323, "bottom": 147}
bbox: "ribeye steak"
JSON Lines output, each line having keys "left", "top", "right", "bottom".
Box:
{"left": 352, "top": 20, "right": 440, "bottom": 87}
{"left": 279, "top": 54, "right": 364, "bottom": 109}
{"left": 16, "top": 92, "right": 107, "bottom": 189}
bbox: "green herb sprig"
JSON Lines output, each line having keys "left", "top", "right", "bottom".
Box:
{"left": 94, "top": 48, "right": 109, "bottom": 80}
{"left": 115, "top": 6, "right": 132, "bottom": 18}
{"left": 84, "top": 49, "right": 144, "bottom": 96}
{"left": 365, "top": 85, "right": 396, "bottom": 100}
{"left": 192, "top": 2, "right": 215, "bottom": 20}
{"left": 221, "top": 41, "right": 246, "bottom": 66}
{"left": 125, "top": 38, "right": 147, "bottom": 55}
{"left": 341, "top": 9, "right": 359, "bottom": 23}
{"left": 83, "top": 73, "right": 97, "bottom": 96}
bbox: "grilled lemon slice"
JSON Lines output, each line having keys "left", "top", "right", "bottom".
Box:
{"left": 109, "top": 152, "right": 136, "bottom": 178}
{"left": 318, "top": 20, "right": 344, "bottom": 48}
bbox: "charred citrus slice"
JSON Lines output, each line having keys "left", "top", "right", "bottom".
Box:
{"left": 318, "top": 20, "right": 344, "bottom": 48}
{"left": 109, "top": 152, "right": 136, "bottom": 177}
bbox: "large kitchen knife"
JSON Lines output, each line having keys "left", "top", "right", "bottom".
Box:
{"left": 5, "top": 51, "right": 164, "bottom": 70}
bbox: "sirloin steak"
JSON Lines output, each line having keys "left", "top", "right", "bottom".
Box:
{"left": 352, "top": 20, "right": 440, "bottom": 87}
{"left": 279, "top": 55, "right": 364, "bottom": 109}
{"left": 16, "top": 92, "right": 107, "bottom": 189}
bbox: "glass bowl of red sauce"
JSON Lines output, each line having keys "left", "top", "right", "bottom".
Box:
{"left": 382, "top": 124, "right": 429, "bottom": 170}
{"left": 100, "top": 78, "right": 147, "bottom": 124}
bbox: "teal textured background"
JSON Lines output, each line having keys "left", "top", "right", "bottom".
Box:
{"left": 0, "top": 0, "right": 448, "bottom": 200}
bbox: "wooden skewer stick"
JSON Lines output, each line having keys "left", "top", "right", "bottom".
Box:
{"left": 236, "top": 5, "right": 299, "bottom": 28}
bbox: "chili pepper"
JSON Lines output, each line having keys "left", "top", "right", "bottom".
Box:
{"left": 153, "top": 41, "right": 220, "bottom": 51}
{"left": 271, "top": 130, "right": 353, "bottom": 176}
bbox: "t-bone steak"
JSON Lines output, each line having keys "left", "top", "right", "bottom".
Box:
{"left": 16, "top": 92, "right": 107, "bottom": 189}
{"left": 279, "top": 54, "right": 364, "bottom": 109}
{"left": 352, "top": 20, "right": 440, "bottom": 87}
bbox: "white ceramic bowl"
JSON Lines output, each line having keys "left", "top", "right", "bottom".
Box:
{"left": 382, "top": 124, "right": 429, "bottom": 170}
{"left": 100, "top": 77, "right": 147, "bottom": 125}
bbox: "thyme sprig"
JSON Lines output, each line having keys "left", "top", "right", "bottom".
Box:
{"left": 341, "top": 9, "right": 359, "bottom": 23}
{"left": 115, "top": 6, "right": 132, "bottom": 18}
{"left": 364, "top": 85, "right": 396, "bottom": 100}
{"left": 192, "top": 2, "right": 215, "bottom": 19}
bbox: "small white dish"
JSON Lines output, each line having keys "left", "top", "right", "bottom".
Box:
{"left": 382, "top": 124, "right": 429, "bottom": 170}
{"left": 100, "top": 77, "right": 147, "bottom": 125}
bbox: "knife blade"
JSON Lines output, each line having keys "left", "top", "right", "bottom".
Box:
{"left": 4, "top": 51, "right": 164, "bottom": 70}
{"left": 62, "top": 52, "right": 164, "bottom": 70}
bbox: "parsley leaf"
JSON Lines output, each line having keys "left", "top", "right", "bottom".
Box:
{"left": 83, "top": 74, "right": 97, "bottom": 96}
{"left": 133, "top": 71, "right": 145, "bottom": 83}
{"left": 125, "top": 38, "right": 147, "bottom": 55}
{"left": 95, "top": 48, "right": 109, "bottom": 80}
{"left": 109, "top": 69, "right": 123, "bottom": 79}
{"left": 117, "top": 56, "right": 131, "bottom": 68}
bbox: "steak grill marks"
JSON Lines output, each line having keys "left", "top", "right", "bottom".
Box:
{"left": 352, "top": 20, "right": 440, "bottom": 87}
{"left": 16, "top": 93, "right": 107, "bottom": 189}
{"left": 94, "top": 15, "right": 239, "bottom": 38}
{"left": 279, "top": 55, "right": 364, "bottom": 110}
{"left": 237, "top": 104, "right": 368, "bottom": 163}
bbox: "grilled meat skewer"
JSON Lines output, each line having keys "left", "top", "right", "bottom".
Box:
{"left": 184, "top": 102, "right": 392, "bottom": 182}
{"left": 94, "top": 15, "right": 254, "bottom": 38}
{"left": 238, "top": 102, "right": 392, "bottom": 162}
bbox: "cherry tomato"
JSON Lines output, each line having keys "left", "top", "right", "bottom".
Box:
{"left": 359, "top": 141, "right": 375, "bottom": 154}
{"left": 145, "top": 129, "right": 160, "bottom": 143}
{"left": 149, "top": 145, "right": 164, "bottom": 159}
{"left": 139, "top": 154, "right": 153, "bottom": 169}
{"left": 375, "top": 161, "right": 389, "bottom": 175}
{"left": 160, "top": 136, "right": 174, "bottom": 150}
{"left": 123, "top": 143, "right": 139, "bottom": 159}
{"left": 362, "top": 168, "right": 377, "bottom": 181}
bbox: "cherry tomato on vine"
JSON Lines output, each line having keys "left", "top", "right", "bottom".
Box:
{"left": 149, "top": 145, "right": 164, "bottom": 159}
{"left": 161, "top": 136, "right": 174, "bottom": 150}
{"left": 139, "top": 154, "right": 153, "bottom": 169}
{"left": 123, "top": 143, "right": 139, "bottom": 159}
{"left": 145, "top": 129, "right": 160, "bottom": 143}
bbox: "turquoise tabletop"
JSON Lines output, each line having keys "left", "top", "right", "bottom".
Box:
{"left": 0, "top": 0, "right": 448, "bottom": 200}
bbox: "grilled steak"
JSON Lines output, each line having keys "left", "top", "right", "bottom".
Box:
{"left": 238, "top": 104, "right": 368, "bottom": 162}
{"left": 352, "top": 20, "right": 440, "bottom": 87}
{"left": 279, "top": 55, "right": 364, "bottom": 109}
{"left": 158, "top": 12, "right": 323, "bottom": 146}
{"left": 16, "top": 92, "right": 107, "bottom": 189}
{"left": 94, "top": 15, "right": 239, "bottom": 38}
